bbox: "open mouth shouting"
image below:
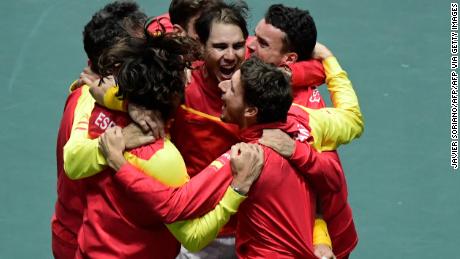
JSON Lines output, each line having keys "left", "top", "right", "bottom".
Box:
{"left": 219, "top": 65, "right": 237, "bottom": 80}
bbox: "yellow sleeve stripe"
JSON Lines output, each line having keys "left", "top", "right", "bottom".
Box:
{"left": 180, "top": 105, "right": 222, "bottom": 122}
{"left": 209, "top": 160, "right": 224, "bottom": 170}
{"left": 69, "top": 80, "right": 80, "bottom": 92}
{"left": 165, "top": 187, "right": 246, "bottom": 252}
{"left": 313, "top": 218, "right": 332, "bottom": 247}
{"left": 103, "top": 86, "right": 127, "bottom": 112}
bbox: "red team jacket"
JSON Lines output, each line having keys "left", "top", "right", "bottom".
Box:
{"left": 171, "top": 63, "right": 240, "bottom": 177}
{"left": 75, "top": 105, "right": 181, "bottom": 259}
{"left": 114, "top": 114, "right": 345, "bottom": 258}
{"left": 62, "top": 12, "right": 357, "bottom": 258}
{"left": 235, "top": 119, "right": 343, "bottom": 259}
{"left": 52, "top": 86, "right": 86, "bottom": 258}
{"left": 287, "top": 105, "right": 358, "bottom": 258}
{"left": 170, "top": 61, "right": 357, "bottom": 257}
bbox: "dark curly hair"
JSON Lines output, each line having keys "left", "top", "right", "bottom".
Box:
{"left": 83, "top": 0, "right": 147, "bottom": 75}
{"left": 98, "top": 28, "right": 201, "bottom": 120}
{"left": 265, "top": 4, "right": 316, "bottom": 61}
{"left": 169, "top": 0, "right": 221, "bottom": 30}
{"left": 195, "top": 0, "right": 249, "bottom": 44}
{"left": 240, "top": 56, "right": 292, "bottom": 124}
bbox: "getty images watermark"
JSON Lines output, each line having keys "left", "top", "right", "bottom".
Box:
{"left": 452, "top": 3, "right": 458, "bottom": 170}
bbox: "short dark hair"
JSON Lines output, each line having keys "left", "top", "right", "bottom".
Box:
{"left": 195, "top": 0, "right": 249, "bottom": 44}
{"left": 240, "top": 57, "right": 292, "bottom": 124}
{"left": 169, "top": 0, "right": 220, "bottom": 30}
{"left": 265, "top": 4, "right": 317, "bottom": 61}
{"left": 98, "top": 32, "right": 201, "bottom": 120}
{"left": 83, "top": 1, "right": 146, "bottom": 75}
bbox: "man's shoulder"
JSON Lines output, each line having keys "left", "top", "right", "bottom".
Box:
{"left": 125, "top": 138, "right": 189, "bottom": 187}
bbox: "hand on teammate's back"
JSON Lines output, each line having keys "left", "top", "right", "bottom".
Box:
{"left": 122, "top": 123, "right": 155, "bottom": 150}
{"left": 79, "top": 66, "right": 100, "bottom": 86}
{"left": 259, "top": 129, "right": 295, "bottom": 158}
{"left": 230, "top": 143, "right": 264, "bottom": 195}
{"left": 99, "top": 126, "right": 127, "bottom": 171}
{"left": 78, "top": 66, "right": 116, "bottom": 106}
{"left": 128, "top": 103, "right": 165, "bottom": 139}
{"left": 312, "top": 42, "right": 333, "bottom": 61}
{"left": 314, "top": 243, "right": 336, "bottom": 259}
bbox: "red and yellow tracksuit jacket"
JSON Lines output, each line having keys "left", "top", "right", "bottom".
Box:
{"left": 114, "top": 118, "right": 343, "bottom": 258}
{"left": 100, "top": 56, "right": 363, "bottom": 257}
{"left": 170, "top": 57, "right": 326, "bottom": 177}
{"left": 52, "top": 82, "right": 89, "bottom": 258}
{"left": 64, "top": 94, "right": 248, "bottom": 258}
{"left": 99, "top": 56, "right": 362, "bottom": 255}
{"left": 108, "top": 71, "right": 363, "bottom": 256}
{"left": 169, "top": 58, "right": 327, "bottom": 237}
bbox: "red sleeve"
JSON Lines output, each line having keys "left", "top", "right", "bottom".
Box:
{"left": 289, "top": 142, "right": 344, "bottom": 193}
{"left": 113, "top": 154, "right": 233, "bottom": 224}
{"left": 288, "top": 59, "right": 325, "bottom": 88}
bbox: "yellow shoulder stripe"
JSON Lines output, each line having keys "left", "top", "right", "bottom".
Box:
{"left": 180, "top": 105, "right": 222, "bottom": 122}
{"left": 124, "top": 138, "right": 189, "bottom": 187}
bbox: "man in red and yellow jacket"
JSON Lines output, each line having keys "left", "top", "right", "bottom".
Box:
{"left": 102, "top": 52, "right": 362, "bottom": 258}
{"left": 63, "top": 32, "right": 266, "bottom": 258}
{"left": 51, "top": 2, "right": 147, "bottom": 258}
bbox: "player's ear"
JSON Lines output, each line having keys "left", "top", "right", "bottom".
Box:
{"left": 245, "top": 106, "right": 258, "bottom": 120}
{"left": 281, "top": 52, "right": 298, "bottom": 65}
{"left": 173, "top": 24, "right": 186, "bottom": 36}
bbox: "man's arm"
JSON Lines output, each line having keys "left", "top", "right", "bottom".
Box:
{"left": 63, "top": 96, "right": 154, "bottom": 179}
{"left": 259, "top": 129, "right": 343, "bottom": 192}
{"left": 259, "top": 130, "right": 337, "bottom": 256}
{"left": 127, "top": 144, "right": 262, "bottom": 250}
{"left": 99, "top": 129, "right": 264, "bottom": 224}
{"left": 96, "top": 129, "right": 260, "bottom": 249}
{"left": 63, "top": 85, "right": 107, "bottom": 179}
{"left": 288, "top": 59, "right": 326, "bottom": 88}
{"left": 166, "top": 187, "right": 245, "bottom": 252}
{"left": 110, "top": 155, "right": 234, "bottom": 223}
{"left": 304, "top": 44, "right": 364, "bottom": 151}
{"left": 289, "top": 142, "right": 343, "bottom": 193}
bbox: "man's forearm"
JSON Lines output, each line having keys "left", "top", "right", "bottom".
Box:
{"left": 113, "top": 154, "right": 234, "bottom": 224}
{"left": 289, "top": 141, "right": 343, "bottom": 193}
{"left": 166, "top": 187, "right": 245, "bottom": 251}
{"left": 289, "top": 59, "right": 326, "bottom": 88}
{"left": 63, "top": 85, "right": 108, "bottom": 180}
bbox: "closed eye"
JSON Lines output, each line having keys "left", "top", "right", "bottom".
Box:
{"left": 257, "top": 36, "right": 268, "bottom": 48}
{"left": 212, "top": 43, "right": 228, "bottom": 50}
{"left": 233, "top": 41, "right": 246, "bottom": 50}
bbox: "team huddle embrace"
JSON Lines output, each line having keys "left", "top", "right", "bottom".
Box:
{"left": 52, "top": 0, "right": 364, "bottom": 258}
